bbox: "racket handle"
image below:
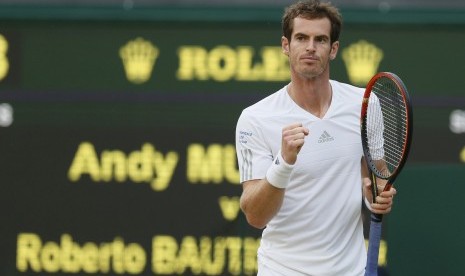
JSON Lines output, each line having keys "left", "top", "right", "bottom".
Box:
{"left": 365, "top": 213, "right": 383, "bottom": 276}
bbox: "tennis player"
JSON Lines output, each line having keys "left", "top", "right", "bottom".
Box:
{"left": 235, "top": 1, "right": 397, "bottom": 275}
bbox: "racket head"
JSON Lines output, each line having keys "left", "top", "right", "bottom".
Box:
{"left": 361, "top": 72, "right": 413, "bottom": 183}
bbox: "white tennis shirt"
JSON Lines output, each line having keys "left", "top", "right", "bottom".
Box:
{"left": 236, "top": 80, "right": 367, "bottom": 276}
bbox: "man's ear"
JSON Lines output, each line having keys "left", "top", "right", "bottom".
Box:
{"left": 329, "top": 41, "right": 339, "bottom": 60}
{"left": 281, "top": 36, "right": 290, "bottom": 56}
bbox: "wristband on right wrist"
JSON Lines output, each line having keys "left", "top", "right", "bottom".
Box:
{"left": 265, "top": 150, "right": 294, "bottom": 189}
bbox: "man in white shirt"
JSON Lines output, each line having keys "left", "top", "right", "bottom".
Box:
{"left": 235, "top": 1, "right": 397, "bottom": 275}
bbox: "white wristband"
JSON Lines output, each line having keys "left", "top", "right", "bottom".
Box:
{"left": 364, "top": 197, "right": 374, "bottom": 212}
{"left": 265, "top": 150, "right": 294, "bottom": 189}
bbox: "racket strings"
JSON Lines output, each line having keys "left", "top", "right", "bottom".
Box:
{"left": 366, "top": 78, "right": 408, "bottom": 178}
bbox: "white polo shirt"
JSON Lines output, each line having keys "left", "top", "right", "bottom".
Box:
{"left": 236, "top": 80, "right": 367, "bottom": 276}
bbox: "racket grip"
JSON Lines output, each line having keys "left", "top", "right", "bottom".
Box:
{"left": 365, "top": 214, "right": 383, "bottom": 276}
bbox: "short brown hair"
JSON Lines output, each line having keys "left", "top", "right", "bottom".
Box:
{"left": 282, "top": 0, "right": 342, "bottom": 44}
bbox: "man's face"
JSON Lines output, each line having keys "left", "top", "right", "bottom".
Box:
{"left": 282, "top": 17, "right": 339, "bottom": 80}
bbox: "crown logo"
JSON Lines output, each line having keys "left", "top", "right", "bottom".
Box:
{"left": 342, "top": 40, "right": 383, "bottom": 86}
{"left": 0, "top": 34, "right": 9, "bottom": 81}
{"left": 119, "top": 37, "right": 159, "bottom": 84}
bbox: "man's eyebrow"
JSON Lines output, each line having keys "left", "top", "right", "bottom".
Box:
{"left": 293, "top": 32, "right": 309, "bottom": 38}
{"left": 315, "top": 34, "right": 330, "bottom": 40}
{"left": 293, "top": 32, "right": 329, "bottom": 39}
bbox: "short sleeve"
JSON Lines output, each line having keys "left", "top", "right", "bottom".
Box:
{"left": 235, "top": 110, "right": 274, "bottom": 183}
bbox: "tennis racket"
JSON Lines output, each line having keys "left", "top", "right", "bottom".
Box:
{"left": 361, "top": 72, "right": 413, "bottom": 276}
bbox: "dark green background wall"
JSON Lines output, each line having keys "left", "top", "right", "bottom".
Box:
{"left": 0, "top": 5, "right": 464, "bottom": 276}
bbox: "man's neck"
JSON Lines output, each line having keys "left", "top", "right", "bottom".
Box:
{"left": 287, "top": 78, "right": 333, "bottom": 118}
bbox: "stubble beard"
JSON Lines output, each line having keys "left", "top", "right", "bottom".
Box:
{"left": 295, "top": 62, "right": 328, "bottom": 80}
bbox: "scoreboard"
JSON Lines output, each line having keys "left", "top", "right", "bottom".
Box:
{"left": 0, "top": 7, "right": 464, "bottom": 276}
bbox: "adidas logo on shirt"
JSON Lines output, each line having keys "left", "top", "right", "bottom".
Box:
{"left": 318, "top": 131, "right": 334, "bottom": 143}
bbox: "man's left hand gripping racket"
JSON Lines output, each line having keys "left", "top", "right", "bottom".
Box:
{"left": 361, "top": 72, "right": 413, "bottom": 276}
